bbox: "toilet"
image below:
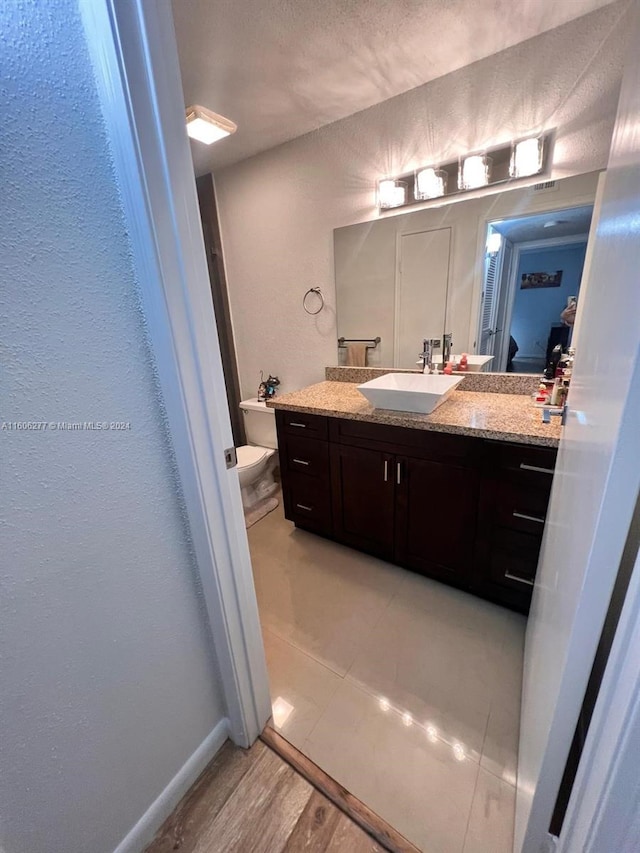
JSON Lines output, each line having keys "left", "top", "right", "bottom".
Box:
{"left": 237, "top": 399, "right": 278, "bottom": 510}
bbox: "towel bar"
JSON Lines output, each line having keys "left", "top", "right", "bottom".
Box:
{"left": 337, "top": 337, "right": 381, "bottom": 349}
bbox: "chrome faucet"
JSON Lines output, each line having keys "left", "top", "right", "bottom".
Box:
{"left": 543, "top": 404, "right": 568, "bottom": 426}
{"left": 419, "top": 338, "right": 441, "bottom": 373}
{"left": 442, "top": 333, "right": 453, "bottom": 367}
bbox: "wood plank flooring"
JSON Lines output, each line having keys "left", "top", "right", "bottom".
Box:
{"left": 145, "top": 739, "right": 385, "bottom": 853}
{"left": 261, "top": 726, "right": 420, "bottom": 853}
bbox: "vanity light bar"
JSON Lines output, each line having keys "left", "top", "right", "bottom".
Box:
{"left": 377, "top": 134, "right": 547, "bottom": 212}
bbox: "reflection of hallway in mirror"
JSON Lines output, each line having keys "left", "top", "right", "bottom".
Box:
{"left": 249, "top": 500, "right": 523, "bottom": 853}
{"left": 482, "top": 205, "right": 592, "bottom": 373}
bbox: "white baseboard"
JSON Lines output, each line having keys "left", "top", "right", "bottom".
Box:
{"left": 113, "top": 717, "right": 230, "bottom": 853}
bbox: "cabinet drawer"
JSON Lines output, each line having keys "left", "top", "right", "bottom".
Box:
{"left": 278, "top": 410, "right": 328, "bottom": 439}
{"left": 485, "top": 441, "right": 557, "bottom": 486}
{"left": 493, "top": 481, "right": 550, "bottom": 535}
{"left": 284, "top": 435, "right": 330, "bottom": 479}
{"left": 331, "top": 418, "right": 479, "bottom": 465}
{"left": 285, "top": 471, "right": 332, "bottom": 530}
{"left": 488, "top": 528, "right": 541, "bottom": 591}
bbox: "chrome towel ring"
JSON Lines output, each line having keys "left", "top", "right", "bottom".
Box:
{"left": 303, "top": 287, "right": 324, "bottom": 315}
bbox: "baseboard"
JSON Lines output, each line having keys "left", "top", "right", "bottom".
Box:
{"left": 113, "top": 717, "right": 230, "bottom": 853}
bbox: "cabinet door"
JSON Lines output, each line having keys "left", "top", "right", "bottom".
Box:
{"left": 395, "top": 455, "right": 479, "bottom": 585}
{"left": 330, "top": 444, "right": 395, "bottom": 559}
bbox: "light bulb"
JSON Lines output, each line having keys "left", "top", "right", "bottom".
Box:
{"left": 510, "top": 136, "right": 544, "bottom": 178}
{"left": 415, "top": 168, "right": 448, "bottom": 200}
{"left": 459, "top": 155, "right": 492, "bottom": 190}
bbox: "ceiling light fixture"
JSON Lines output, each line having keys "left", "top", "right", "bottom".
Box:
{"left": 510, "top": 136, "right": 544, "bottom": 178}
{"left": 415, "top": 167, "right": 448, "bottom": 200}
{"left": 378, "top": 179, "right": 408, "bottom": 209}
{"left": 486, "top": 231, "right": 502, "bottom": 254}
{"left": 185, "top": 105, "right": 237, "bottom": 145}
{"left": 459, "top": 154, "right": 492, "bottom": 190}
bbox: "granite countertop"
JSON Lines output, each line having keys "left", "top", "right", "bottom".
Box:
{"left": 267, "top": 381, "right": 561, "bottom": 447}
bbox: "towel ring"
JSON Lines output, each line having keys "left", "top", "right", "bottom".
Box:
{"left": 303, "top": 287, "right": 324, "bottom": 315}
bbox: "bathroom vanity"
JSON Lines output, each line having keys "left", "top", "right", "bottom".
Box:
{"left": 269, "top": 375, "right": 559, "bottom": 613}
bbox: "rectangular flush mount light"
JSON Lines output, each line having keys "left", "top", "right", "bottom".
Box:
{"left": 185, "top": 105, "right": 237, "bottom": 145}
{"left": 510, "top": 136, "right": 544, "bottom": 178}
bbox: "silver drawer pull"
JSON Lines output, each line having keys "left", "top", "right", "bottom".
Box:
{"left": 289, "top": 422, "right": 307, "bottom": 428}
{"left": 384, "top": 460, "right": 388, "bottom": 482}
{"left": 396, "top": 462, "right": 402, "bottom": 485}
{"left": 293, "top": 458, "right": 310, "bottom": 466}
{"left": 513, "top": 511, "right": 545, "bottom": 524}
{"left": 505, "top": 571, "right": 534, "bottom": 587}
{"left": 520, "top": 463, "right": 554, "bottom": 475}
{"left": 296, "top": 503, "right": 313, "bottom": 512}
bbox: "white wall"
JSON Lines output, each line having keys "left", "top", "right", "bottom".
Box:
{"left": 215, "top": 3, "right": 627, "bottom": 397}
{"left": 0, "top": 4, "right": 227, "bottom": 852}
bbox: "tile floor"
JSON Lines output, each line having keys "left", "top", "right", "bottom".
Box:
{"left": 248, "top": 501, "right": 525, "bottom": 853}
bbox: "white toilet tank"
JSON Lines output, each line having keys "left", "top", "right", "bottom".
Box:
{"left": 239, "top": 398, "right": 277, "bottom": 449}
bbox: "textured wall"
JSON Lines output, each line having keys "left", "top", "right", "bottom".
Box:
{"left": 0, "top": 4, "right": 226, "bottom": 853}
{"left": 215, "top": 3, "right": 627, "bottom": 397}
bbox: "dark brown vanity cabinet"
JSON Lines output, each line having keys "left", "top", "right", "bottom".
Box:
{"left": 275, "top": 409, "right": 557, "bottom": 612}
{"left": 330, "top": 444, "right": 396, "bottom": 559}
{"left": 395, "top": 455, "right": 479, "bottom": 586}
{"left": 476, "top": 442, "right": 557, "bottom": 611}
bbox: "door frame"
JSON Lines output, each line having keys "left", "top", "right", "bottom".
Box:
{"left": 80, "top": 0, "right": 271, "bottom": 748}
{"left": 497, "top": 234, "right": 589, "bottom": 371}
{"left": 80, "top": 0, "right": 640, "bottom": 849}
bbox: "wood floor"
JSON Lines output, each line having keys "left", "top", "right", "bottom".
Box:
{"left": 145, "top": 738, "right": 385, "bottom": 853}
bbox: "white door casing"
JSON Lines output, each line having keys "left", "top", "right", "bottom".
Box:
{"left": 80, "top": 0, "right": 272, "bottom": 748}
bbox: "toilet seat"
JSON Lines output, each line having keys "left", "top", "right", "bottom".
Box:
{"left": 236, "top": 444, "right": 271, "bottom": 472}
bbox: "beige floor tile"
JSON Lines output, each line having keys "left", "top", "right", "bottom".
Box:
{"left": 304, "top": 679, "right": 480, "bottom": 853}
{"left": 480, "top": 704, "right": 519, "bottom": 786}
{"left": 249, "top": 506, "right": 523, "bottom": 853}
{"left": 347, "top": 587, "right": 502, "bottom": 759}
{"left": 250, "top": 506, "right": 403, "bottom": 676}
{"left": 462, "top": 768, "right": 515, "bottom": 853}
{"left": 480, "top": 617, "right": 524, "bottom": 784}
{"left": 262, "top": 628, "right": 342, "bottom": 747}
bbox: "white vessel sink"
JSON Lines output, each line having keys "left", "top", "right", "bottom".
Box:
{"left": 429, "top": 354, "right": 494, "bottom": 372}
{"left": 358, "top": 373, "right": 463, "bottom": 414}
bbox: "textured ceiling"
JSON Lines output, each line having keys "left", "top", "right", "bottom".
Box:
{"left": 172, "top": 0, "right": 618, "bottom": 173}
{"left": 492, "top": 205, "right": 594, "bottom": 243}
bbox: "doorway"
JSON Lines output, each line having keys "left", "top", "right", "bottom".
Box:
{"left": 479, "top": 206, "right": 592, "bottom": 372}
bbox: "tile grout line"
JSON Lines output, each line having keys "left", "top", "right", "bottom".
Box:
{"left": 262, "top": 624, "right": 349, "bottom": 681}
{"left": 460, "top": 760, "right": 482, "bottom": 853}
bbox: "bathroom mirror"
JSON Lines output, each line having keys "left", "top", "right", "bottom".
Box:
{"left": 334, "top": 170, "right": 598, "bottom": 373}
